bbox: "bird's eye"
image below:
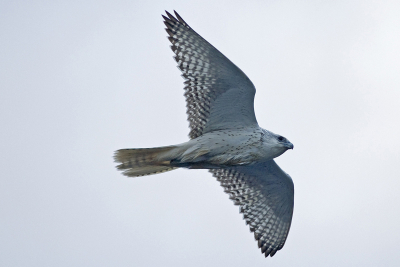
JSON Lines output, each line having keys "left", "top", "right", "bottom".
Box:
{"left": 278, "top": 136, "right": 284, "bottom": 141}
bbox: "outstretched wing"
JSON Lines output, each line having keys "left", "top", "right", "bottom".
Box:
{"left": 163, "top": 11, "right": 258, "bottom": 139}
{"left": 210, "top": 160, "right": 294, "bottom": 257}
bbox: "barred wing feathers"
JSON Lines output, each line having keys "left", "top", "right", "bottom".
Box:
{"left": 210, "top": 160, "right": 294, "bottom": 257}
{"left": 163, "top": 11, "right": 258, "bottom": 139}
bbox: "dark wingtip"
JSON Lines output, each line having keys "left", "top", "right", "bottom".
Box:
{"left": 165, "top": 10, "right": 172, "bottom": 17}
{"left": 174, "top": 10, "right": 187, "bottom": 25}
{"left": 165, "top": 10, "right": 178, "bottom": 22}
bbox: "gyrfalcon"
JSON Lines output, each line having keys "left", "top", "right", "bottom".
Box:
{"left": 114, "top": 10, "right": 295, "bottom": 258}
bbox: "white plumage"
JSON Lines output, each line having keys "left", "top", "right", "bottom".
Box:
{"left": 114, "top": 11, "right": 295, "bottom": 258}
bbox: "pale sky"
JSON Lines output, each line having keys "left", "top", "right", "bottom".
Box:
{"left": 1, "top": 1, "right": 400, "bottom": 266}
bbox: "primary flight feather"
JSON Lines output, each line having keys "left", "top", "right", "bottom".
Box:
{"left": 114, "top": 10, "right": 294, "bottom": 258}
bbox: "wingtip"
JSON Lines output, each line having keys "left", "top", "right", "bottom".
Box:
{"left": 165, "top": 10, "right": 173, "bottom": 17}
{"left": 162, "top": 10, "right": 188, "bottom": 26}
{"left": 174, "top": 10, "right": 187, "bottom": 25}
{"left": 165, "top": 10, "right": 178, "bottom": 22}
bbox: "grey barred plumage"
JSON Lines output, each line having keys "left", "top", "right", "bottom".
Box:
{"left": 163, "top": 11, "right": 257, "bottom": 139}
{"left": 114, "top": 10, "right": 295, "bottom": 258}
{"left": 210, "top": 160, "right": 294, "bottom": 257}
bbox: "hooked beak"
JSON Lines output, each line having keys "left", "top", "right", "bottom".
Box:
{"left": 286, "top": 142, "right": 294, "bottom": 150}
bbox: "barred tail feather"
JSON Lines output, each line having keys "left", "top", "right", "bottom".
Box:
{"left": 114, "top": 146, "right": 178, "bottom": 177}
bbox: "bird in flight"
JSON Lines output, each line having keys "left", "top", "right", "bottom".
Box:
{"left": 115, "top": 10, "right": 294, "bottom": 258}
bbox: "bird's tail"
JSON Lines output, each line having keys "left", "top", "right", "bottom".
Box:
{"left": 114, "top": 146, "right": 179, "bottom": 177}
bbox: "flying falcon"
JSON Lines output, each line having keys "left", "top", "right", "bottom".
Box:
{"left": 114, "top": 11, "right": 295, "bottom": 258}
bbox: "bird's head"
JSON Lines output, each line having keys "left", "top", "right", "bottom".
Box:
{"left": 274, "top": 134, "right": 294, "bottom": 150}
{"left": 261, "top": 130, "right": 294, "bottom": 160}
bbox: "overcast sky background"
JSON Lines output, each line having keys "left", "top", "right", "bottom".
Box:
{"left": 1, "top": 0, "right": 400, "bottom": 266}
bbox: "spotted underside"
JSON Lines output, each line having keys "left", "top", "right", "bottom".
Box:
{"left": 163, "top": 11, "right": 258, "bottom": 139}
{"left": 162, "top": 11, "right": 294, "bottom": 258}
{"left": 210, "top": 160, "right": 294, "bottom": 257}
